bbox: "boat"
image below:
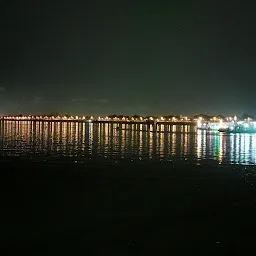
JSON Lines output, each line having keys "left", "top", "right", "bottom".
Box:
{"left": 197, "top": 121, "right": 228, "bottom": 131}
{"left": 218, "top": 128, "right": 229, "bottom": 132}
{"left": 218, "top": 122, "right": 256, "bottom": 133}
{"left": 197, "top": 126, "right": 211, "bottom": 131}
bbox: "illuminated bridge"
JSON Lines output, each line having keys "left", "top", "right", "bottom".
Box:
{"left": 0, "top": 115, "right": 196, "bottom": 125}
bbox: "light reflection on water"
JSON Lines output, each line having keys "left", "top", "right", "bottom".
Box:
{"left": 1, "top": 121, "right": 256, "bottom": 165}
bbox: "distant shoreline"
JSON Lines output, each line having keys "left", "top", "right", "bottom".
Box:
{"left": 0, "top": 118, "right": 195, "bottom": 125}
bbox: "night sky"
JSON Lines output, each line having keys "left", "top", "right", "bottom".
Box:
{"left": 2, "top": 0, "right": 256, "bottom": 116}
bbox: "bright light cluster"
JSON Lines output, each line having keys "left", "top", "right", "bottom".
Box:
{"left": 0, "top": 115, "right": 193, "bottom": 123}
{"left": 1, "top": 114, "right": 253, "bottom": 126}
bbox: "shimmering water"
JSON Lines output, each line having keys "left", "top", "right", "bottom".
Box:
{"left": 0, "top": 120, "right": 256, "bottom": 165}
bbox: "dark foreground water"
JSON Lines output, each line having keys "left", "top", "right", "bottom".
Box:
{"left": 1, "top": 121, "right": 256, "bottom": 255}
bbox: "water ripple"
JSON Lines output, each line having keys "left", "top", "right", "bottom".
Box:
{"left": 0, "top": 121, "right": 256, "bottom": 165}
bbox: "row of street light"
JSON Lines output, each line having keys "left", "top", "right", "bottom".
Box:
{"left": 1, "top": 115, "right": 247, "bottom": 123}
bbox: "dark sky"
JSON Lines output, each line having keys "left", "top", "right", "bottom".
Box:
{"left": 2, "top": 0, "right": 256, "bottom": 115}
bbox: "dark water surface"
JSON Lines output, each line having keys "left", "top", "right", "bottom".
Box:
{"left": 1, "top": 121, "right": 256, "bottom": 165}
{"left": 1, "top": 121, "right": 256, "bottom": 255}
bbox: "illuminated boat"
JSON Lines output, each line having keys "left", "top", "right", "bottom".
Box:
{"left": 197, "top": 123, "right": 211, "bottom": 131}
{"left": 218, "top": 122, "right": 256, "bottom": 133}
{"left": 197, "top": 120, "right": 228, "bottom": 131}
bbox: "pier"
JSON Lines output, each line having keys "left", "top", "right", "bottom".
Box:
{"left": 0, "top": 115, "right": 196, "bottom": 126}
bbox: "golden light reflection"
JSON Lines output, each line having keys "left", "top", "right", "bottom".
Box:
{"left": 183, "top": 132, "right": 189, "bottom": 157}
{"left": 158, "top": 129, "right": 164, "bottom": 157}
{"left": 138, "top": 124, "right": 143, "bottom": 156}
{"left": 171, "top": 130, "right": 177, "bottom": 156}
{"left": 85, "top": 122, "right": 93, "bottom": 155}
{"left": 196, "top": 130, "right": 202, "bottom": 160}
{"left": 0, "top": 120, "right": 256, "bottom": 165}
{"left": 121, "top": 123, "right": 126, "bottom": 156}
{"left": 148, "top": 129, "right": 154, "bottom": 158}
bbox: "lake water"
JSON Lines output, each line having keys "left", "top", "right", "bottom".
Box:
{"left": 1, "top": 120, "right": 256, "bottom": 255}
{"left": 0, "top": 120, "right": 256, "bottom": 165}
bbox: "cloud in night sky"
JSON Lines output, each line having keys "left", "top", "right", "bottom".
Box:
{"left": 0, "top": 87, "right": 6, "bottom": 92}
{"left": 95, "top": 99, "right": 109, "bottom": 104}
{"left": 71, "top": 98, "right": 88, "bottom": 102}
{"left": 31, "top": 96, "right": 43, "bottom": 104}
